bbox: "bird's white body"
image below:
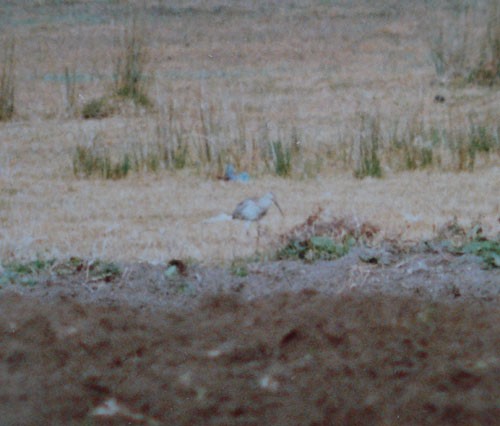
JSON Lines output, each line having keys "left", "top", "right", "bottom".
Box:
{"left": 232, "top": 192, "right": 283, "bottom": 222}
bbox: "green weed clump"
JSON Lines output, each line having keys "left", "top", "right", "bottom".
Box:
{"left": 459, "top": 239, "right": 500, "bottom": 268}
{"left": 270, "top": 140, "right": 292, "bottom": 177}
{"left": 81, "top": 97, "right": 115, "bottom": 119}
{"left": 436, "top": 221, "right": 500, "bottom": 268}
{"left": 277, "top": 214, "right": 379, "bottom": 262}
{"left": 0, "top": 38, "right": 15, "bottom": 121}
{"left": 230, "top": 259, "right": 249, "bottom": 277}
{"left": 0, "top": 257, "right": 122, "bottom": 288}
{"left": 277, "top": 235, "right": 354, "bottom": 262}
{"left": 0, "top": 259, "right": 55, "bottom": 287}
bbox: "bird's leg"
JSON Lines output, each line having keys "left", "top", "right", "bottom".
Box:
{"left": 256, "top": 222, "right": 261, "bottom": 252}
{"left": 244, "top": 221, "right": 252, "bottom": 236}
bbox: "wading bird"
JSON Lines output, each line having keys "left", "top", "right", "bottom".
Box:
{"left": 232, "top": 192, "right": 284, "bottom": 248}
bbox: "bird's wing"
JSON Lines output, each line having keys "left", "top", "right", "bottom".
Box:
{"left": 232, "top": 199, "right": 250, "bottom": 219}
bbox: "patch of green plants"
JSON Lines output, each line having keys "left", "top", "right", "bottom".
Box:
{"left": 8, "top": 259, "right": 55, "bottom": 274}
{"left": 230, "top": 259, "right": 249, "bottom": 277}
{"left": 0, "top": 38, "right": 15, "bottom": 121}
{"left": 87, "top": 259, "right": 122, "bottom": 282}
{"left": 0, "top": 258, "right": 55, "bottom": 287}
{"left": 270, "top": 140, "right": 292, "bottom": 177}
{"left": 445, "top": 226, "right": 500, "bottom": 268}
{"left": 435, "top": 221, "right": 500, "bottom": 268}
{"left": 53, "top": 257, "right": 121, "bottom": 281}
{"left": 0, "top": 257, "right": 122, "bottom": 287}
{"left": 277, "top": 235, "right": 356, "bottom": 262}
{"left": 81, "top": 96, "right": 114, "bottom": 119}
{"left": 459, "top": 239, "right": 500, "bottom": 268}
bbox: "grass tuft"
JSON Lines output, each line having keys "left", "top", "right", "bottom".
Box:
{"left": 113, "top": 12, "right": 152, "bottom": 108}
{"left": 353, "top": 114, "right": 383, "bottom": 179}
{"left": 270, "top": 139, "right": 292, "bottom": 177}
{"left": 81, "top": 97, "right": 115, "bottom": 120}
{"left": 0, "top": 38, "right": 15, "bottom": 121}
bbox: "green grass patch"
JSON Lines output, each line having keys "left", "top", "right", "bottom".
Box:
{"left": 0, "top": 258, "right": 55, "bottom": 287}
{"left": 450, "top": 238, "right": 500, "bottom": 268}
{"left": 277, "top": 235, "right": 356, "bottom": 262}
{"left": 0, "top": 257, "right": 122, "bottom": 288}
{"left": 435, "top": 220, "right": 500, "bottom": 268}
{"left": 81, "top": 96, "right": 115, "bottom": 119}
{"left": 87, "top": 259, "right": 122, "bottom": 282}
{"left": 230, "top": 259, "right": 249, "bottom": 277}
{"left": 270, "top": 140, "right": 293, "bottom": 177}
{"left": 5, "top": 258, "right": 55, "bottom": 275}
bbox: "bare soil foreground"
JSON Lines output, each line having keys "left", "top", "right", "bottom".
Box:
{"left": 1, "top": 247, "right": 499, "bottom": 426}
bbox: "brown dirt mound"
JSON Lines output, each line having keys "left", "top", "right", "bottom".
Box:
{"left": 1, "top": 291, "right": 498, "bottom": 426}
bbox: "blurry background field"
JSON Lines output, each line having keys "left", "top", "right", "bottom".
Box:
{"left": 0, "top": 0, "right": 499, "bottom": 263}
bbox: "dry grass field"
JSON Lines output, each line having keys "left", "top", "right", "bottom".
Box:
{"left": 0, "top": 0, "right": 499, "bottom": 263}
{"left": 0, "top": 1, "right": 499, "bottom": 425}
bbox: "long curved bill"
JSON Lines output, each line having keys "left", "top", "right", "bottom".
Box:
{"left": 273, "top": 199, "right": 284, "bottom": 216}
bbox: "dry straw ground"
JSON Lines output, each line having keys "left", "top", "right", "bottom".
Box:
{"left": 0, "top": 0, "right": 499, "bottom": 263}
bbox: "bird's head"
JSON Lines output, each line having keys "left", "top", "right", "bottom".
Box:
{"left": 264, "top": 192, "right": 284, "bottom": 216}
